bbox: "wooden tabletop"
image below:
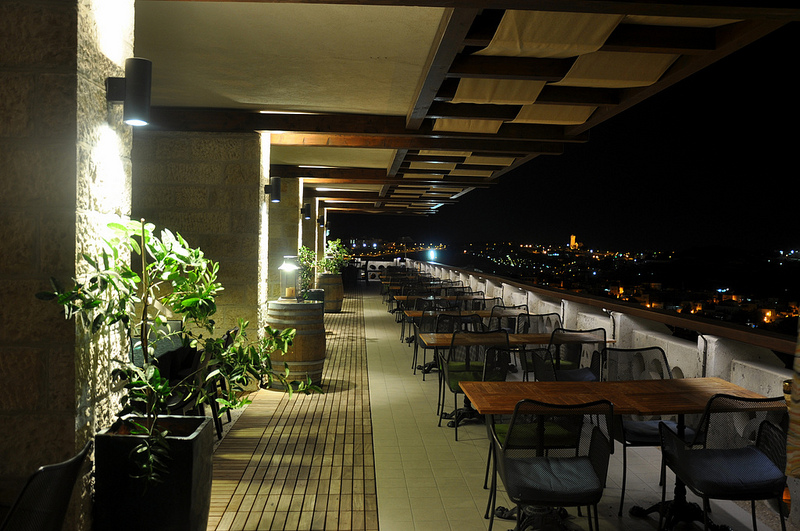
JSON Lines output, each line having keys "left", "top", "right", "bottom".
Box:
{"left": 393, "top": 294, "right": 486, "bottom": 302}
{"left": 419, "top": 331, "right": 612, "bottom": 348}
{"left": 403, "top": 309, "right": 494, "bottom": 319}
{"left": 459, "top": 378, "right": 771, "bottom": 416}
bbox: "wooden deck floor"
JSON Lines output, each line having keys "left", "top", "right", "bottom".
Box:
{"left": 208, "top": 286, "right": 377, "bottom": 531}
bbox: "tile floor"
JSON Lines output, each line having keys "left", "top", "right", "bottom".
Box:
{"left": 207, "top": 283, "right": 786, "bottom": 530}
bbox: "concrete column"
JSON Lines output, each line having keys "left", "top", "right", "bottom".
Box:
{"left": 301, "top": 196, "right": 318, "bottom": 253}
{"left": 316, "top": 205, "right": 327, "bottom": 265}
{"left": 267, "top": 174, "right": 301, "bottom": 301}
{"left": 132, "top": 131, "right": 261, "bottom": 333}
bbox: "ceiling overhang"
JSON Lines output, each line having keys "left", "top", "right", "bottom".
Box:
{"left": 136, "top": 1, "right": 798, "bottom": 216}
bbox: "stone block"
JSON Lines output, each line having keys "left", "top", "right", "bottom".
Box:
{"left": 154, "top": 135, "right": 193, "bottom": 160}
{"left": 224, "top": 161, "right": 260, "bottom": 185}
{"left": 38, "top": 209, "right": 77, "bottom": 275}
{"left": 167, "top": 161, "right": 225, "bottom": 185}
{"left": 0, "top": 412, "right": 74, "bottom": 478}
{"left": 191, "top": 135, "right": 245, "bottom": 161}
{"left": 1, "top": 143, "right": 77, "bottom": 208}
{"left": 0, "top": 210, "right": 37, "bottom": 275}
{"left": 138, "top": 183, "right": 210, "bottom": 210}
{"left": 0, "top": 3, "right": 77, "bottom": 68}
{"left": 37, "top": 73, "right": 78, "bottom": 138}
{"left": 0, "top": 347, "right": 44, "bottom": 410}
{"left": 0, "top": 73, "right": 34, "bottom": 137}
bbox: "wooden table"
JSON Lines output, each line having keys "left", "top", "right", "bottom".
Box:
{"left": 461, "top": 377, "right": 777, "bottom": 530}
{"left": 419, "top": 332, "right": 611, "bottom": 349}
{"left": 459, "top": 377, "right": 766, "bottom": 416}
{"left": 403, "top": 309, "right": 494, "bottom": 320}
{"left": 393, "top": 294, "right": 487, "bottom": 302}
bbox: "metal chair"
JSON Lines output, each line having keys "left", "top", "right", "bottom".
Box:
{"left": 601, "top": 346, "right": 694, "bottom": 516}
{"left": 658, "top": 394, "right": 788, "bottom": 531}
{"left": 0, "top": 441, "right": 92, "bottom": 531}
{"left": 548, "top": 327, "right": 606, "bottom": 372}
{"left": 487, "top": 304, "right": 528, "bottom": 333}
{"left": 486, "top": 399, "right": 613, "bottom": 531}
{"left": 438, "top": 330, "right": 510, "bottom": 441}
{"left": 517, "top": 313, "right": 562, "bottom": 381}
{"left": 530, "top": 347, "right": 600, "bottom": 382}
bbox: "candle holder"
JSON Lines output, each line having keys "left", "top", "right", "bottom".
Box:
{"left": 278, "top": 255, "right": 301, "bottom": 301}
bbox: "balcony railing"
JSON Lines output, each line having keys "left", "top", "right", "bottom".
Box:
{"left": 370, "top": 259, "right": 796, "bottom": 399}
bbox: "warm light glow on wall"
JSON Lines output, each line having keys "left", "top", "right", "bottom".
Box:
{"left": 90, "top": 0, "right": 134, "bottom": 65}
{"left": 90, "top": 124, "right": 129, "bottom": 212}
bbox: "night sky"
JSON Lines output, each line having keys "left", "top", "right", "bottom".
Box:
{"left": 330, "top": 22, "right": 799, "bottom": 253}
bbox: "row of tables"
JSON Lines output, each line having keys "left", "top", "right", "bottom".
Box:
{"left": 383, "top": 274, "right": 783, "bottom": 530}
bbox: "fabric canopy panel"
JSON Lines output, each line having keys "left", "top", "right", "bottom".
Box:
{"left": 465, "top": 155, "right": 516, "bottom": 166}
{"left": 475, "top": 10, "right": 624, "bottom": 58}
{"left": 451, "top": 79, "right": 545, "bottom": 105}
{"left": 554, "top": 51, "right": 679, "bottom": 88}
{"left": 408, "top": 161, "right": 457, "bottom": 171}
{"left": 432, "top": 119, "right": 504, "bottom": 134}
{"left": 513, "top": 104, "right": 597, "bottom": 125}
{"left": 417, "top": 150, "right": 471, "bottom": 158}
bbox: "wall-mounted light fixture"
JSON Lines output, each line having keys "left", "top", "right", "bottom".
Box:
{"left": 302, "top": 203, "right": 312, "bottom": 220}
{"left": 264, "top": 177, "right": 281, "bottom": 203}
{"left": 105, "top": 57, "right": 152, "bottom": 126}
{"left": 317, "top": 216, "right": 324, "bottom": 228}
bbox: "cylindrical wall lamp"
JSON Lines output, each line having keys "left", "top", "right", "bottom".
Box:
{"left": 302, "top": 203, "right": 312, "bottom": 220}
{"left": 264, "top": 177, "right": 281, "bottom": 203}
{"left": 105, "top": 57, "right": 152, "bottom": 126}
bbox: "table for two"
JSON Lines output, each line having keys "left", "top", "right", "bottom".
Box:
{"left": 460, "top": 377, "right": 776, "bottom": 530}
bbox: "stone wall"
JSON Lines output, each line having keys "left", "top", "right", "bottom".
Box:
{"left": 132, "top": 131, "right": 261, "bottom": 334}
{"left": 0, "top": 1, "right": 135, "bottom": 529}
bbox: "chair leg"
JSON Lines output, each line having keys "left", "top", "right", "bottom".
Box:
{"left": 483, "top": 443, "right": 491, "bottom": 489}
{"left": 658, "top": 462, "right": 667, "bottom": 531}
{"left": 780, "top": 497, "right": 787, "bottom": 531}
{"left": 751, "top": 500, "right": 758, "bottom": 531}
{"left": 454, "top": 394, "right": 459, "bottom": 441}
{"left": 618, "top": 443, "right": 628, "bottom": 516}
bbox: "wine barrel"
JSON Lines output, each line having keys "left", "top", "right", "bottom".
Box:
{"left": 266, "top": 300, "right": 326, "bottom": 384}
{"left": 316, "top": 273, "right": 343, "bottom": 313}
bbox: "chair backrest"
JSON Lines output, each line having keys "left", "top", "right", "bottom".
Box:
{"left": 516, "top": 313, "right": 561, "bottom": 334}
{"left": 483, "top": 346, "right": 512, "bottom": 382}
{"left": 413, "top": 297, "right": 434, "bottom": 311}
{"left": 549, "top": 327, "right": 606, "bottom": 367}
{"left": 502, "top": 398, "right": 613, "bottom": 459}
{"left": 601, "top": 346, "right": 671, "bottom": 383}
{"left": 446, "top": 330, "right": 509, "bottom": 371}
{"left": 530, "top": 348, "right": 558, "bottom": 381}
{"left": 417, "top": 310, "right": 439, "bottom": 334}
{"left": 463, "top": 296, "right": 500, "bottom": 312}
{"left": 459, "top": 313, "right": 487, "bottom": 332}
{"left": 693, "top": 393, "right": 788, "bottom": 449}
{"left": 0, "top": 441, "right": 92, "bottom": 531}
{"left": 488, "top": 304, "right": 528, "bottom": 332}
{"left": 433, "top": 300, "right": 460, "bottom": 311}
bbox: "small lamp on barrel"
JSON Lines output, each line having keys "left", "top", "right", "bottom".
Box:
{"left": 279, "top": 256, "right": 301, "bottom": 301}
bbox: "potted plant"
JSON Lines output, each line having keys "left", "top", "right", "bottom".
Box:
{"left": 298, "top": 245, "right": 323, "bottom": 302}
{"left": 36, "top": 217, "right": 319, "bottom": 530}
{"left": 316, "top": 239, "right": 350, "bottom": 313}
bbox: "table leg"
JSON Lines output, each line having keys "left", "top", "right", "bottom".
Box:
{"left": 629, "top": 414, "right": 731, "bottom": 531}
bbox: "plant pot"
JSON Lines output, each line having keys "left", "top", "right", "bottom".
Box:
{"left": 304, "top": 288, "right": 325, "bottom": 303}
{"left": 316, "top": 272, "right": 343, "bottom": 313}
{"left": 94, "top": 415, "right": 214, "bottom": 531}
